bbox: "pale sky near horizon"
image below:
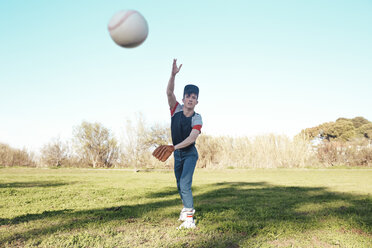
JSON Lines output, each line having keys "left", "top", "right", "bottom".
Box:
{"left": 1, "top": 0, "right": 372, "bottom": 152}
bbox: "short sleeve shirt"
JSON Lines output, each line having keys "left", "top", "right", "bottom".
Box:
{"left": 170, "top": 102, "right": 203, "bottom": 150}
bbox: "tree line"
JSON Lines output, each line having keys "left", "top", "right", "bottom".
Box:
{"left": 1, "top": 116, "right": 372, "bottom": 168}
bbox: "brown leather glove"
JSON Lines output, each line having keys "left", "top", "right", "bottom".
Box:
{"left": 152, "top": 145, "right": 175, "bottom": 162}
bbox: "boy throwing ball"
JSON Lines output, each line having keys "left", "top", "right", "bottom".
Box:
{"left": 152, "top": 59, "right": 203, "bottom": 229}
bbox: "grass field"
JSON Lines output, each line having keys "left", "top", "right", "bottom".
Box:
{"left": 0, "top": 167, "right": 371, "bottom": 247}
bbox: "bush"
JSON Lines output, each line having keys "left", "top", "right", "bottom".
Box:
{"left": 121, "top": 115, "right": 172, "bottom": 169}
{"left": 316, "top": 139, "right": 372, "bottom": 167}
{"left": 73, "top": 121, "right": 119, "bottom": 168}
{"left": 40, "top": 138, "right": 70, "bottom": 167}
{"left": 197, "top": 134, "right": 317, "bottom": 168}
{"left": 0, "top": 143, "right": 35, "bottom": 167}
{"left": 196, "top": 135, "right": 226, "bottom": 168}
{"left": 317, "top": 141, "right": 343, "bottom": 166}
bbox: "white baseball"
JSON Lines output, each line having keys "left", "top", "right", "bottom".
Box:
{"left": 108, "top": 10, "right": 149, "bottom": 48}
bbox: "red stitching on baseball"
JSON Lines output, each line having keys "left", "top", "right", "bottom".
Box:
{"left": 108, "top": 10, "right": 137, "bottom": 31}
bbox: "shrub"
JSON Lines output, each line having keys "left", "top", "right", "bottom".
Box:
{"left": 73, "top": 121, "right": 119, "bottom": 168}
{"left": 0, "top": 143, "right": 35, "bottom": 167}
{"left": 197, "top": 134, "right": 317, "bottom": 168}
{"left": 316, "top": 139, "right": 372, "bottom": 167}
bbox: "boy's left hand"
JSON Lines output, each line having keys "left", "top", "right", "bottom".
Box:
{"left": 152, "top": 145, "right": 175, "bottom": 162}
{"left": 171, "top": 59, "right": 182, "bottom": 76}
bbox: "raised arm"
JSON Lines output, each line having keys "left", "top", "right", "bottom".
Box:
{"left": 167, "top": 59, "right": 182, "bottom": 109}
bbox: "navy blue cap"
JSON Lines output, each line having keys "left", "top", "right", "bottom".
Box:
{"left": 183, "top": 84, "right": 199, "bottom": 98}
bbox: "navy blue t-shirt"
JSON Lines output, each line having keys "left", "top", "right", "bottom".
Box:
{"left": 170, "top": 102, "right": 203, "bottom": 150}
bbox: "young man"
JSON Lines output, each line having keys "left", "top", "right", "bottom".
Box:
{"left": 167, "top": 59, "right": 203, "bottom": 229}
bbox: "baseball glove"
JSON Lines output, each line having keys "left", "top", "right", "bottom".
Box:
{"left": 152, "top": 145, "right": 175, "bottom": 162}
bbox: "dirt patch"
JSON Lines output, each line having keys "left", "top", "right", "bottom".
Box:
{"left": 126, "top": 217, "right": 136, "bottom": 223}
{"left": 269, "top": 237, "right": 338, "bottom": 248}
{"left": 116, "top": 226, "right": 126, "bottom": 233}
{"left": 311, "top": 236, "right": 336, "bottom": 248}
{"left": 269, "top": 238, "right": 297, "bottom": 247}
{"left": 339, "top": 227, "right": 372, "bottom": 238}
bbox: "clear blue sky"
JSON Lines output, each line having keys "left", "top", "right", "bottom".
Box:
{"left": 1, "top": 0, "right": 372, "bottom": 152}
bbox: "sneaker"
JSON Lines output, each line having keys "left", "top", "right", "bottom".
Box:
{"left": 177, "top": 218, "right": 196, "bottom": 229}
{"left": 178, "top": 208, "right": 196, "bottom": 221}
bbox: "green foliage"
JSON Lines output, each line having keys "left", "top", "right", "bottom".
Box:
{"left": 357, "top": 123, "right": 372, "bottom": 139}
{"left": 300, "top": 116, "right": 372, "bottom": 141}
{"left": 349, "top": 116, "right": 370, "bottom": 129}
{"left": 0, "top": 168, "right": 371, "bottom": 247}
{"left": 299, "top": 121, "right": 332, "bottom": 140}
{"left": 327, "top": 119, "right": 356, "bottom": 141}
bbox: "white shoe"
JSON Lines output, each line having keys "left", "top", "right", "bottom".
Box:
{"left": 178, "top": 208, "right": 195, "bottom": 221}
{"left": 177, "top": 218, "right": 196, "bottom": 229}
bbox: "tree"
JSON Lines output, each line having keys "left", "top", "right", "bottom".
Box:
{"left": 351, "top": 116, "right": 370, "bottom": 129}
{"left": 122, "top": 113, "right": 171, "bottom": 168}
{"left": 327, "top": 119, "right": 355, "bottom": 141}
{"left": 73, "top": 121, "right": 119, "bottom": 168}
{"left": 0, "top": 143, "right": 34, "bottom": 167}
{"left": 196, "top": 135, "right": 225, "bottom": 168}
{"left": 299, "top": 122, "right": 333, "bottom": 140}
{"left": 300, "top": 117, "right": 371, "bottom": 141}
{"left": 149, "top": 123, "right": 172, "bottom": 146}
{"left": 40, "top": 138, "right": 69, "bottom": 167}
{"left": 357, "top": 123, "right": 372, "bottom": 139}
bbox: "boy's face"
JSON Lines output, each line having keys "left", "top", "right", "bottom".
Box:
{"left": 182, "top": 93, "right": 198, "bottom": 110}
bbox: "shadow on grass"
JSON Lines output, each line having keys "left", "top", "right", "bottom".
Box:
{"left": 0, "top": 181, "right": 73, "bottom": 188}
{"left": 144, "top": 186, "right": 179, "bottom": 198}
{"left": 1, "top": 181, "right": 371, "bottom": 247}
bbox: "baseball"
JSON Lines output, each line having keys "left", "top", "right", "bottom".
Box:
{"left": 108, "top": 10, "right": 149, "bottom": 48}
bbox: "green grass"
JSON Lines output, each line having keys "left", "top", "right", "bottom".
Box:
{"left": 0, "top": 168, "right": 371, "bottom": 247}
